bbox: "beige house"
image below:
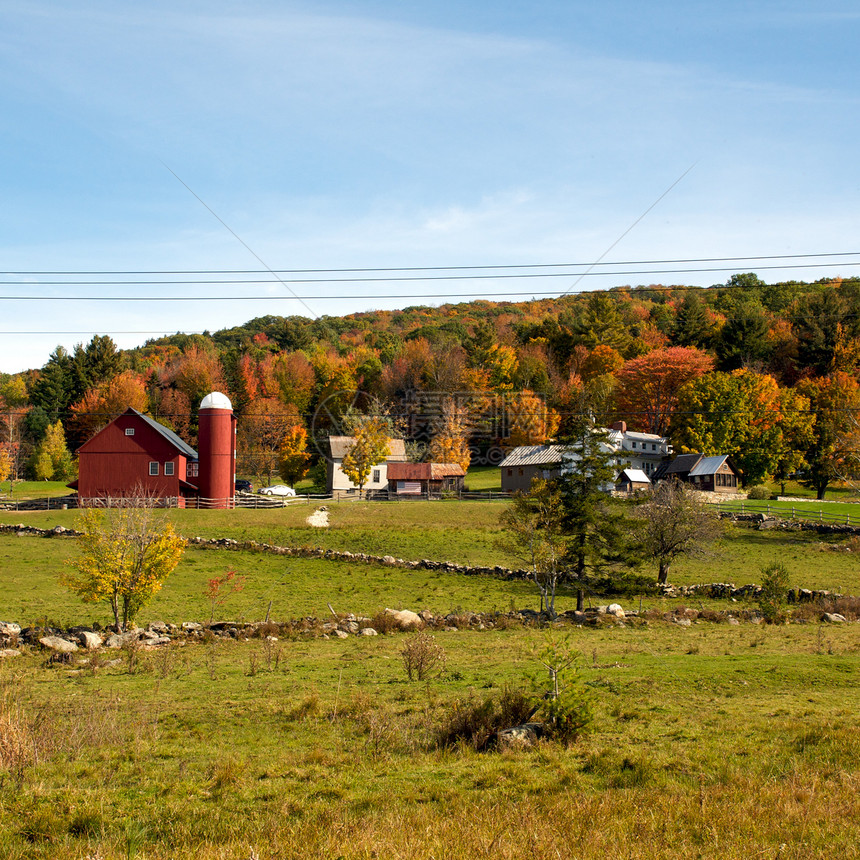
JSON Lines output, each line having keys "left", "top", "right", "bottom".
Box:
{"left": 325, "top": 436, "right": 408, "bottom": 494}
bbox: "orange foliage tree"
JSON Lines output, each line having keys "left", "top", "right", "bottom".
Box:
{"left": 69, "top": 370, "right": 148, "bottom": 444}
{"left": 615, "top": 347, "right": 713, "bottom": 435}
{"left": 237, "top": 399, "right": 302, "bottom": 485}
{"left": 581, "top": 345, "right": 624, "bottom": 381}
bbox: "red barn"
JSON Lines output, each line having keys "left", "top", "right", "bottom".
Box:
{"left": 70, "top": 392, "right": 237, "bottom": 508}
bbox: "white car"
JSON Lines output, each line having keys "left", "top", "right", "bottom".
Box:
{"left": 257, "top": 484, "right": 296, "bottom": 496}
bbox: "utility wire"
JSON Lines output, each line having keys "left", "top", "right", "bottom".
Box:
{"left": 3, "top": 260, "right": 860, "bottom": 287}
{"left": 1, "top": 249, "right": 859, "bottom": 276}
{"left": 159, "top": 161, "right": 319, "bottom": 320}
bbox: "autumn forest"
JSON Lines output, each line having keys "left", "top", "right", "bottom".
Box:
{"left": 2, "top": 272, "right": 860, "bottom": 499}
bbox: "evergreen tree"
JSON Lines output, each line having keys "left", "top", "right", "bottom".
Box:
{"left": 573, "top": 293, "right": 631, "bottom": 354}
{"left": 30, "top": 346, "right": 75, "bottom": 418}
{"left": 71, "top": 335, "right": 123, "bottom": 404}
{"left": 557, "top": 425, "right": 631, "bottom": 610}
{"left": 672, "top": 292, "right": 713, "bottom": 348}
{"left": 716, "top": 304, "right": 772, "bottom": 370}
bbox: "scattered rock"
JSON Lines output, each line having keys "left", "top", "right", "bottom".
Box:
{"left": 497, "top": 722, "right": 544, "bottom": 749}
{"left": 360, "top": 627, "right": 378, "bottom": 636}
{"left": 39, "top": 635, "right": 78, "bottom": 654}
{"left": 0, "top": 649, "right": 21, "bottom": 658}
{"left": 673, "top": 617, "right": 692, "bottom": 628}
{"left": 78, "top": 631, "right": 103, "bottom": 650}
{"left": 822, "top": 612, "right": 847, "bottom": 623}
{"left": 334, "top": 630, "right": 349, "bottom": 639}
{"left": 105, "top": 630, "right": 142, "bottom": 649}
{"left": 383, "top": 608, "right": 423, "bottom": 630}
{"left": 181, "top": 621, "right": 203, "bottom": 632}
{"left": 607, "top": 603, "right": 625, "bottom": 617}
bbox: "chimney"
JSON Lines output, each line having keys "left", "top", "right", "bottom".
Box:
{"left": 611, "top": 420, "right": 627, "bottom": 433}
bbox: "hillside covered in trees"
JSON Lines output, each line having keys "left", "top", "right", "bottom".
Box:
{"left": 2, "top": 272, "right": 860, "bottom": 499}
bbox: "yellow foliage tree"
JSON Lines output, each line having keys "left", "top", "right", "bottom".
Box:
{"left": 62, "top": 503, "right": 186, "bottom": 631}
{"left": 0, "top": 448, "right": 12, "bottom": 485}
{"left": 429, "top": 399, "right": 471, "bottom": 471}
{"left": 505, "top": 390, "right": 560, "bottom": 448}
{"left": 278, "top": 425, "right": 311, "bottom": 486}
{"left": 341, "top": 417, "right": 392, "bottom": 496}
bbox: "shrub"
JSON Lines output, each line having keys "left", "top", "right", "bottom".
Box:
{"left": 435, "top": 687, "right": 535, "bottom": 751}
{"left": 400, "top": 631, "right": 446, "bottom": 681}
{"left": 758, "top": 563, "right": 791, "bottom": 622}
{"left": 747, "top": 485, "right": 771, "bottom": 500}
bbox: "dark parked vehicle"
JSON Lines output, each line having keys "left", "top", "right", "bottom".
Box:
{"left": 235, "top": 479, "right": 253, "bottom": 493}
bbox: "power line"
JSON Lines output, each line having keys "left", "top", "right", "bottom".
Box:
{"left": 2, "top": 260, "right": 860, "bottom": 287}
{"left": 1, "top": 251, "right": 859, "bottom": 277}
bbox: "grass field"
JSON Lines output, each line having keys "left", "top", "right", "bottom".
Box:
{"left": 1, "top": 503, "right": 859, "bottom": 629}
{"left": 3, "top": 502, "right": 860, "bottom": 858}
{"left": 3, "top": 621, "right": 860, "bottom": 859}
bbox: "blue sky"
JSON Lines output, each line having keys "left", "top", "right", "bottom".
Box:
{"left": 2, "top": 0, "right": 860, "bottom": 372}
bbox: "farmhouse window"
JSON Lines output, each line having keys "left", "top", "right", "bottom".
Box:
{"left": 372, "top": 469, "right": 381, "bottom": 483}
{"left": 632, "top": 442, "right": 637, "bottom": 449}
{"left": 125, "top": 428, "right": 135, "bottom": 436}
{"left": 507, "top": 469, "right": 513, "bottom": 476}
{"left": 518, "top": 468, "right": 524, "bottom": 476}
{"left": 149, "top": 462, "right": 159, "bottom": 476}
{"left": 165, "top": 462, "right": 175, "bottom": 476}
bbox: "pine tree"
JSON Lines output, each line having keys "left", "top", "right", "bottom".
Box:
{"left": 672, "top": 292, "right": 713, "bottom": 348}
{"left": 557, "top": 425, "right": 631, "bottom": 611}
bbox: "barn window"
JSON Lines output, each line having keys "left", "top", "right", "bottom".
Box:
{"left": 507, "top": 469, "right": 513, "bottom": 476}
{"left": 125, "top": 428, "right": 135, "bottom": 436}
{"left": 164, "top": 462, "right": 175, "bottom": 476}
{"left": 149, "top": 462, "right": 159, "bottom": 476}
{"left": 187, "top": 462, "right": 198, "bottom": 478}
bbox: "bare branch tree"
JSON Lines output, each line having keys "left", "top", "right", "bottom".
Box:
{"left": 634, "top": 480, "right": 722, "bottom": 585}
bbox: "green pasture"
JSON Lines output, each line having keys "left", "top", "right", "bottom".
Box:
{"left": 3, "top": 621, "right": 860, "bottom": 858}
{"left": 717, "top": 496, "right": 860, "bottom": 524}
{"left": 0, "top": 503, "right": 859, "bottom": 629}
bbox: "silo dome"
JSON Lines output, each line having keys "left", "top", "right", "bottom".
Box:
{"left": 200, "top": 391, "right": 233, "bottom": 411}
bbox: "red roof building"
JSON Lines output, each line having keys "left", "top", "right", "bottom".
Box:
{"left": 386, "top": 462, "right": 465, "bottom": 496}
